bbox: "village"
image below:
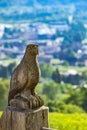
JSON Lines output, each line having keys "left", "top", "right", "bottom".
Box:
{"left": 0, "top": 22, "right": 87, "bottom": 68}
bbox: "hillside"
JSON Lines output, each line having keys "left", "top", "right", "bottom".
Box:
{"left": 0, "top": 0, "right": 87, "bottom": 23}
{"left": 0, "top": 0, "right": 87, "bottom": 7}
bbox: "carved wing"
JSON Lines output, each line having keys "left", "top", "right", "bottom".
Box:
{"left": 8, "top": 63, "right": 28, "bottom": 104}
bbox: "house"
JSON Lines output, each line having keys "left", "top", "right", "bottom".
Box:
{"left": 49, "top": 22, "right": 70, "bottom": 32}
{"left": 0, "top": 24, "right": 4, "bottom": 39}
{"left": 38, "top": 55, "right": 53, "bottom": 63}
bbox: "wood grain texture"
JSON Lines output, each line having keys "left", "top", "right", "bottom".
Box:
{"left": 0, "top": 106, "right": 51, "bottom": 130}
{"left": 8, "top": 44, "right": 44, "bottom": 110}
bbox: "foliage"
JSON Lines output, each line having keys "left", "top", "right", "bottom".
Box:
{"left": 0, "top": 79, "right": 9, "bottom": 110}
{"left": 65, "top": 86, "right": 83, "bottom": 105}
{"left": 39, "top": 62, "right": 54, "bottom": 78}
{"left": 42, "top": 81, "right": 59, "bottom": 100}
{"left": 65, "top": 86, "right": 87, "bottom": 112}
{"left": 80, "top": 87, "right": 87, "bottom": 112}
{"left": 52, "top": 68, "right": 61, "bottom": 83}
{"left": 0, "top": 62, "right": 16, "bottom": 78}
{"left": 0, "top": 111, "right": 2, "bottom": 117}
{"left": 37, "top": 79, "right": 87, "bottom": 113}
{"left": 58, "top": 21, "right": 86, "bottom": 65}
{"left": 62, "top": 74, "right": 83, "bottom": 85}
{"left": 49, "top": 113, "right": 87, "bottom": 130}
{"left": 51, "top": 67, "right": 83, "bottom": 85}
{"left": 47, "top": 100, "right": 84, "bottom": 113}
{"left": 82, "top": 71, "right": 87, "bottom": 81}
{"left": 0, "top": 62, "right": 87, "bottom": 113}
{"left": 62, "top": 21, "right": 86, "bottom": 48}
{"left": 0, "top": 69, "right": 87, "bottom": 113}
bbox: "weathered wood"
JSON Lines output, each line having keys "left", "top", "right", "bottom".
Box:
{"left": 8, "top": 44, "right": 44, "bottom": 110}
{"left": 0, "top": 106, "right": 51, "bottom": 130}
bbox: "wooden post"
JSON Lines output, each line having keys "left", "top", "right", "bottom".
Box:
{"left": 0, "top": 106, "right": 52, "bottom": 130}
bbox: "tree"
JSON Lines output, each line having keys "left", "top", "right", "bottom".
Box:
{"left": 42, "top": 81, "right": 59, "bottom": 100}
{"left": 39, "top": 62, "right": 53, "bottom": 78}
{"left": 80, "top": 86, "right": 87, "bottom": 112}
{"left": 61, "top": 21, "right": 86, "bottom": 51}
{"left": 52, "top": 68, "right": 61, "bottom": 83}
{"left": 8, "top": 62, "right": 16, "bottom": 75}
{"left": 65, "top": 86, "right": 84, "bottom": 107}
{"left": 0, "top": 62, "right": 16, "bottom": 78}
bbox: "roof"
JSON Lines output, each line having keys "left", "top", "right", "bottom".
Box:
{"left": 64, "top": 69, "right": 78, "bottom": 76}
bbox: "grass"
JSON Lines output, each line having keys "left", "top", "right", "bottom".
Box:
{"left": 49, "top": 113, "right": 87, "bottom": 130}
{"left": 0, "top": 111, "right": 2, "bottom": 117}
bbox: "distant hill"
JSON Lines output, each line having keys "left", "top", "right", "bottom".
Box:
{"left": 0, "top": 0, "right": 87, "bottom": 23}
{"left": 0, "top": 0, "right": 87, "bottom": 7}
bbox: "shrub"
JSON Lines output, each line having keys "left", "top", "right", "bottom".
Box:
{"left": 47, "top": 100, "right": 84, "bottom": 113}
{"left": 62, "top": 104, "right": 84, "bottom": 113}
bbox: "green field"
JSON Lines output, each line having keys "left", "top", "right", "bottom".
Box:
{"left": 0, "top": 112, "right": 87, "bottom": 130}
{"left": 49, "top": 113, "right": 87, "bottom": 130}
{"left": 0, "top": 112, "right": 2, "bottom": 117}
{"left": 58, "top": 66, "right": 87, "bottom": 73}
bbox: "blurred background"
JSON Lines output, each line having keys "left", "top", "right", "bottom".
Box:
{"left": 0, "top": 0, "right": 87, "bottom": 129}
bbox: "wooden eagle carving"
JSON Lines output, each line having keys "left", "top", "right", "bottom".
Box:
{"left": 8, "top": 44, "right": 44, "bottom": 110}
